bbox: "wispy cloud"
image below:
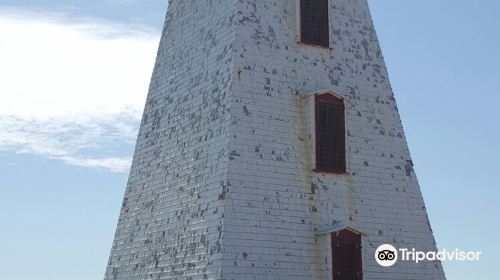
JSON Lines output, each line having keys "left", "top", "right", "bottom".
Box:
{"left": 0, "top": 9, "right": 159, "bottom": 172}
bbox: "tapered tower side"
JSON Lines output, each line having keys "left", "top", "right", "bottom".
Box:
{"left": 104, "top": 1, "right": 238, "bottom": 279}
{"left": 222, "top": 0, "right": 446, "bottom": 279}
{"left": 105, "top": 0, "right": 446, "bottom": 279}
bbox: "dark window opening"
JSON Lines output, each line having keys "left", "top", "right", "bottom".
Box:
{"left": 315, "top": 93, "right": 346, "bottom": 173}
{"left": 300, "top": 0, "right": 330, "bottom": 47}
{"left": 331, "top": 229, "right": 363, "bottom": 280}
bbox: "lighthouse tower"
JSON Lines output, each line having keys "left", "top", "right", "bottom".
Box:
{"left": 104, "top": 1, "right": 446, "bottom": 279}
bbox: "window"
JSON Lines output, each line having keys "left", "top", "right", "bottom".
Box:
{"left": 300, "top": 0, "right": 330, "bottom": 47}
{"left": 315, "top": 93, "right": 346, "bottom": 173}
{"left": 331, "top": 230, "right": 363, "bottom": 280}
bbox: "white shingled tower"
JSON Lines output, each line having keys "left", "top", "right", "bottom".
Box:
{"left": 104, "top": 1, "right": 446, "bottom": 279}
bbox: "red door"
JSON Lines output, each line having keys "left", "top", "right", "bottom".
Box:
{"left": 331, "top": 229, "right": 362, "bottom": 280}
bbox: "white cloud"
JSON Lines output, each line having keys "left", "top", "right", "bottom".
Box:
{"left": 0, "top": 9, "right": 160, "bottom": 172}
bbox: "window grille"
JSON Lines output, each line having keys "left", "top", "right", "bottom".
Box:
{"left": 315, "top": 93, "right": 346, "bottom": 173}
{"left": 300, "top": 0, "right": 330, "bottom": 47}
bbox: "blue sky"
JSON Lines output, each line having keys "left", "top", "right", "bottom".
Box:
{"left": 0, "top": 1, "right": 498, "bottom": 279}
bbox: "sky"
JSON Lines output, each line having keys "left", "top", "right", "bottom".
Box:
{"left": 0, "top": 1, "right": 498, "bottom": 279}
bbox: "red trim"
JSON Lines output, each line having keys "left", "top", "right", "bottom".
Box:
{"left": 316, "top": 92, "right": 343, "bottom": 103}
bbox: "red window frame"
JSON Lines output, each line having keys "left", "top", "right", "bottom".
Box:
{"left": 331, "top": 229, "right": 363, "bottom": 280}
{"left": 315, "top": 93, "right": 346, "bottom": 173}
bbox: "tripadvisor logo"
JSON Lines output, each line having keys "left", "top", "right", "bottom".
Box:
{"left": 375, "top": 244, "right": 481, "bottom": 267}
{"left": 375, "top": 244, "right": 398, "bottom": 267}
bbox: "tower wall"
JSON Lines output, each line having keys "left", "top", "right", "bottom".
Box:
{"left": 105, "top": 0, "right": 446, "bottom": 279}
{"left": 104, "top": 1, "right": 237, "bottom": 279}
{"left": 222, "top": 0, "right": 445, "bottom": 279}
